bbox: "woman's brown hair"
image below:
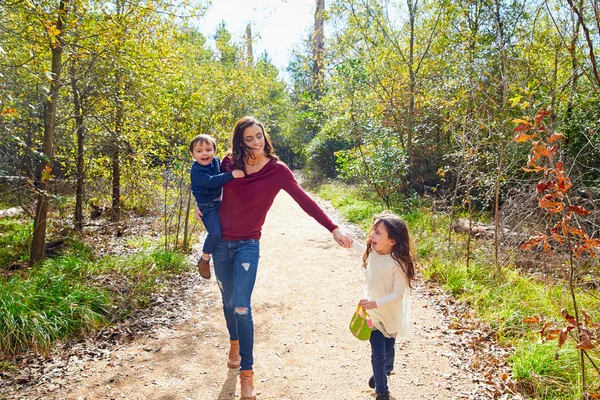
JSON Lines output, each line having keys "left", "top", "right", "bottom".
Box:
{"left": 362, "top": 212, "right": 416, "bottom": 290}
{"left": 229, "top": 116, "right": 278, "bottom": 170}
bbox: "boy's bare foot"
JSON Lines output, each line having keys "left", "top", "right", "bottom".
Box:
{"left": 197, "top": 257, "right": 211, "bottom": 279}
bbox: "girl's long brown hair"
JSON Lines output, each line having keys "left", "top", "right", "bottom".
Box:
{"left": 363, "top": 212, "right": 416, "bottom": 290}
{"left": 229, "top": 116, "right": 278, "bottom": 171}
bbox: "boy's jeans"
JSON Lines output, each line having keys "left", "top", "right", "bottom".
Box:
{"left": 213, "top": 239, "right": 260, "bottom": 371}
{"left": 199, "top": 201, "right": 221, "bottom": 255}
{"left": 370, "top": 329, "right": 396, "bottom": 393}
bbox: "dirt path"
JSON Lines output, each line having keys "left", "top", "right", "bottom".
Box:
{"left": 54, "top": 192, "right": 483, "bottom": 400}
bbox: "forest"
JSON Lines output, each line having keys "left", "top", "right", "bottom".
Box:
{"left": 1, "top": 0, "right": 599, "bottom": 398}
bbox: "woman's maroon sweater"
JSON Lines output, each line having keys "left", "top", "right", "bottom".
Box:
{"left": 219, "top": 156, "right": 338, "bottom": 240}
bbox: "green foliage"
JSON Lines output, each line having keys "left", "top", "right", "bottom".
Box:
{"left": 0, "top": 244, "right": 189, "bottom": 356}
{"left": 336, "top": 123, "right": 408, "bottom": 207}
{"left": 0, "top": 218, "right": 31, "bottom": 268}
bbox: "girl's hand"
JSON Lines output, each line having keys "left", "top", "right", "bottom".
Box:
{"left": 359, "top": 299, "right": 377, "bottom": 310}
{"left": 194, "top": 205, "right": 203, "bottom": 220}
{"left": 232, "top": 169, "right": 245, "bottom": 178}
{"left": 332, "top": 228, "right": 352, "bottom": 248}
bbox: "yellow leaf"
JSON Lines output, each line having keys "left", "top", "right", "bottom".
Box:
{"left": 509, "top": 95, "right": 522, "bottom": 106}
{"left": 513, "top": 118, "right": 530, "bottom": 125}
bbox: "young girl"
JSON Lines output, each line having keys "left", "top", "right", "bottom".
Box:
{"left": 352, "top": 212, "right": 415, "bottom": 400}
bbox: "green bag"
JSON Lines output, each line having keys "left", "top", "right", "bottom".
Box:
{"left": 349, "top": 303, "right": 373, "bottom": 340}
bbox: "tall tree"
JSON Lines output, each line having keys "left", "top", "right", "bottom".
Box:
{"left": 30, "top": 0, "right": 69, "bottom": 265}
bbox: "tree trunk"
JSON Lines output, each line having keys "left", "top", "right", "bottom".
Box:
{"left": 493, "top": 0, "right": 508, "bottom": 272}
{"left": 174, "top": 175, "right": 184, "bottom": 250}
{"left": 466, "top": 175, "right": 473, "bottom": 271}
{"left": 312, "top": 0, "right": 325, "bottom": 95}
{"left": 565, "top": 0, "right": 582, "bottom": 117}
{"left": 246, "top": 23, "right": 253, "bottom": 66}
{"left": 30, "top": 1, "right": 67, "bottom": 266}
{"left": 183, "top": 186, "right": 192, "bottom": 252}
{"left": 407, "top": 0, "right": 416, "bottom": 159}
{"left": 111, "top": 98, "right": 123, "bottom": 222}
{"left": 71, "top": 64, "right": 85, "bottom": 234}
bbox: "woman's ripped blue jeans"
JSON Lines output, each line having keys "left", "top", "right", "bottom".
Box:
{"left": 212, "top": 239, "right": 260, "bottom": 371}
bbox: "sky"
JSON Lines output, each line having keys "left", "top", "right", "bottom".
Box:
{"left": 198, "top": 0, "right": 316, "bottom": 81}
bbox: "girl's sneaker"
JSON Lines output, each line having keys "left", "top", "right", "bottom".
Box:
{"left": 375, "top": 392, "right": 390, "bottom": 400}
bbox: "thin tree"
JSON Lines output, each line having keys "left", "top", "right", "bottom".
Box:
{"left": 30, "top": 0, "right": 68, "bottom": 265}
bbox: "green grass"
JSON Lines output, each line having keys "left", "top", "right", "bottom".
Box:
{"left": 0, "top": 242, "right": 190, "bottom": 356}
{"left": 314, "top": 181, "right": 600, "bottom": 399}
{"left": 0, "top": 217, "right": 32, "bottom": 267}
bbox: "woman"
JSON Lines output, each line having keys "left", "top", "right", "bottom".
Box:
{"left": 196, "top": 116, "right": 351, "bottom": 399}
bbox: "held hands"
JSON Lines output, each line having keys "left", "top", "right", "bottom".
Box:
{"left": 332, "top": 228, "right": 352, "bottom": 248}
{"left": 232, "top": 169, "right": 245, "bottom": 179}
{"left": 359, "top": 299, "right": 377, "bottom": 310}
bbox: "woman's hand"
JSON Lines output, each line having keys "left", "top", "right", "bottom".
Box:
{"left": 359, "top": 299, "right": 377, "bottom": 310}
{"left": 194, "top": 205, "right": 203, "bottom": 220}
{"left": 332, "top": 228, "right": 352, "bottom": 248}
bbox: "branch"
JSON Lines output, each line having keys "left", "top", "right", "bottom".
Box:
{"left": 415, "top": 7, "right": 442, "bottom": 75}
{"left": 565, "top": 0, "right": 600, "bottom": 89}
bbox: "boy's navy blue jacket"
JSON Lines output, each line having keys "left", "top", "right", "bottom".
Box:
{"left": 190, "top": 157, "right": 234, "bottom": 204}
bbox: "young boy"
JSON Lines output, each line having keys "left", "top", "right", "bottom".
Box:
{"left": 189, "top": 134, "right": 244, "bottom": 279}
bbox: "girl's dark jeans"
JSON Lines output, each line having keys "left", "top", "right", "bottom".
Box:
{"left": 370, "top": 329, "right": 396, "bottom": 393}
{"left": 213, "top": 239, "right": 260, "bottom": 371}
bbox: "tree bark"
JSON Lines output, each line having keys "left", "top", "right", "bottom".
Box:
{"left": 407, "top": 0, "right": 415, "bottom": 159}
{"left": 493, "top": 0, "right": 508, "bottom": 271}
{"left": 71, "top": 64, "right": 85, "bottom": 234}
{"left": 183, "top": 186, "right": 192, "bottom": 252}
{"left": 111, "top": 93, "right": 123, "bottom": 222}
{"left": 313, "top": 0, "right": 325, "bottom": 96}
{"left": 30, "top": 0, "right": 67, "bottom": 266}
{"left": 246, "top": 23, "right": 253, "bottom": 66}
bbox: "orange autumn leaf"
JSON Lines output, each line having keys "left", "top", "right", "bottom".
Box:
{"left": 513, "top": 131, "right": 537, "bottom": 142}
{"left": 575, "top": 329, "right": 597, "bottom": 350}
{"left": 547, "top": 132, "right": 567, "bottom": 142}
{"left": 567, "top": 205, "right": 591, "bottom": 215}
{"left": 534, "top": 107, "right": 551, "bottom": 125}
{"left": 581, "top": 308, "right": 592, "bottom": 327}
{"left": 539, "top": 321, "right": 552, "bottom": 336}
{"left": 558, "top": 325, "right": 574, "bottom": 347}
{"left": 565, "top": 225, "right": 585, "bottom": 239}
{"left": 543, "top": 240, "right": 552, "bottom": 252}
{"left": 521, "top": 233, "right": 547, "bottom": 250}
{"left": 538, "top": 197, "right": 563, "bottom": 212}
{"left": 545, "top": 328, "right": 560, "bottom": 340}
{"left": 1, "top": 107, "right": 16, "bottom": 117}
{"left": 40, "top": 165, "right": 54, "bottom": 183}
{"left": 523, "top": 316, "right": 540, "bottom": 323}
{"left": 536, "top": 180, "right": 553, "bottom": 193}
{"left": 561, "top": 309, "right": 579, "bottom": 326}
{"left": 532, "top": 141, "right": 550, "bottom": 157}
{"left": 522, "top": 165, "right": 545, "bottom": 173}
